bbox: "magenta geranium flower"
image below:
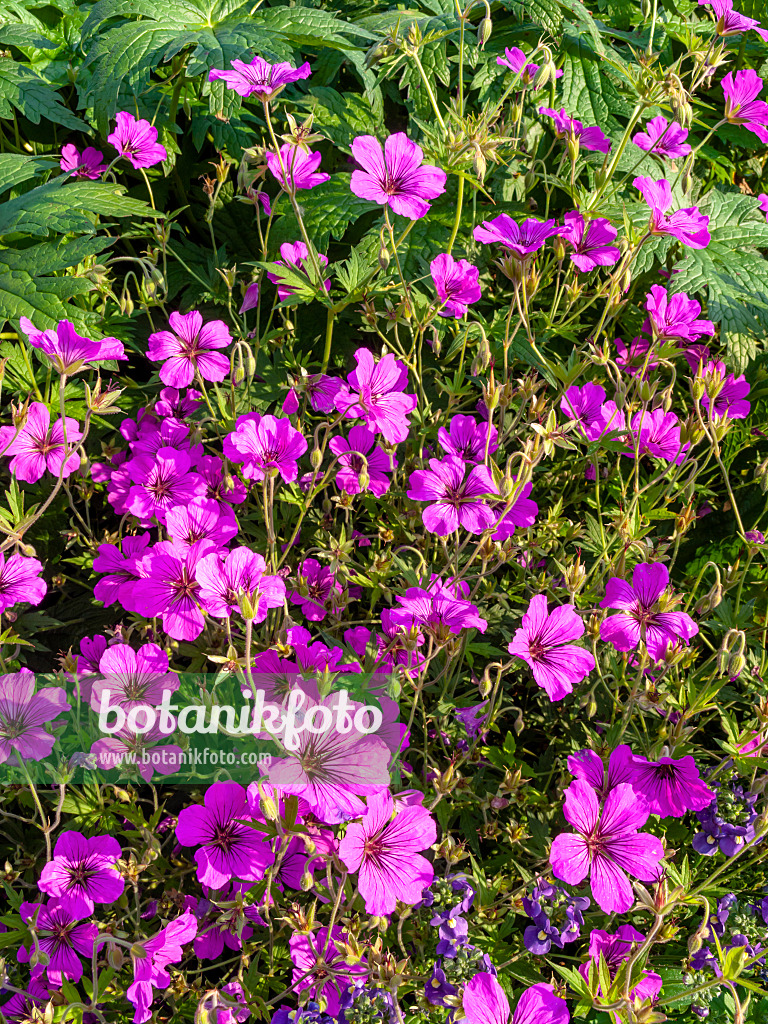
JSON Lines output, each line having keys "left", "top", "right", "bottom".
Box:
{"left": 628, "top": 408, "right": 689, "bottom": 464}
{"left": 198, "top": 454, "right": 247, "bottom": 507}
{"left": 289, "top": 557, "right": 342, "bottom": 621}
{"left": 349, "top": 133, "right": 447, "bottom": 219}
{"left": 722, "top": 69, "right": 768, "bottom": 142}
{"left": 632, "top": 116, "right": 691, "bottom": 159}
{"left": 568, "top": 744, "right": 637, "bottom": 801}
{"left": 644, "top": 284, "right": 715, "bottom": 342}
{"left": 491, "top": 480, "right": 539, "bottom": 541}
{"left": 496, "top": 47, "right": 563, "bottom": 86}
{"left": 0, "top": 669, "right": 69, "bottom": 763}
{"left": 93, "top": 534, "right": 151, "bottom": 609}
{"left": 560, "top": 383, "right": 607, "bottom": 439}
{"left": 700, "top": 0, "right": 768, "bottom": 37}
{"left": 615, "top": 335, "right": 659, "bottom": 379}
{"left": 558, "top": 212, "right": 620, "bottom": 272}
{"left": 634, "top": 177, "right": 710, "bottom": 248}
{"left": 60, "top": 144, "right": 106, "bottom": 179}
{"left": 176, "top": 782, "right": 274, "bottom": 889}
{"left": 18, "top": 902, "right": 97, "bottom": 985}
{"left": 0, "top": 552, "right": 47, "bottom": 613}
{"left": 430, "top": 253, "right": 482, "bottom": 317}
{"left": 339, "top": 790, "right": 436, "bottom": 914}
{"left": 329, "top": 425, "right": 396, "bottom": 496}
{"left": 408, "top": 456, "right": 499, "bottom": 535}
{"left": 508, "top": 595, "right": 595, "bottom": 702}
{"left": 391, "top": 586, "right": 487, "bottom": 641}
{"left": 289, "top": 927, "right": 368, "bottom": 1015}
{"left": 600, "top": 562, "right": 699, "bottom": 662}
{"left": 89, "top": 642, "right": 177, "bottom": 716}
{"left": 335, "top": 348, "right": 418, "bottom": 444}
{"left": 166, "top": 497, "right": 238, "bottom": 549}
{"left": 125, "top": 447, "right": 207, "bottom": 524}
{"left": 700, "top": 360, "right": 751, "bottom": 419}
{"left": 195, "top": 547, "right": 286, "bottom": 619}
{"left": 267, "top": 241, "right": 330, "bottom": 302}
{"left": 631, "top": 753, "right": 714, "bottom": 818}
{"left": 225, "top": 413, "right": 307, "bottom": 482}
{"left": 128, "top": 911, "right": 197, "bottom": 1024}
{"left": 438, "top": 414, "right": 498, "bottom": 463}
{"left": 133, "top": 540, "right": 217, "bottom": 641}
{"left": 0, "top": 402, "right": 81, "bottom": 483}
{"left": 266, "top": 145, "right": 330, "bottom": 191}
{"left": 107, "top": 112, "right": 167, "bottom": 169}
{"left": 473, "top": 214, "right": 559, "bottom": 258}
{"left": 464, "top": 972, "right": 569, "bottom": 1024}
{"left": 579, "top": 926, "right": 662, "bottom": 1012}
{"left": 540, "top": 106, "right": 612, "bottom": 151}
{"left": 208, "top": 56, "right": 311, "bottom": 99}
{"left": 20, "top": 317, "right": 125, "bottom": 374}
{"left": 147, "top": 311, "right": 231, "bottom": 388}
{"left": 92, "top": 724, "right": 184, "bottom": 784}
{"left": 550, "top": 779, "right": 664, "bottom": 913}
{"left": 38, "top": 832, "right": 124, "bottom": 916}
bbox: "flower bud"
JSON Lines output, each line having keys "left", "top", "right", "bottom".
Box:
{"left": 310, "top": 448, "right": 323, "bottom": 470}
{"left": 552, "top": 234, "right": 566, "bottom": 262}
{"left": 238, "top": 591, "right": 256, "bottom": 621}
{"left": 473, "top": 146, "right": 487, "bottom": 181}
{"left": 523, "top": 169, "right": 536, "bottom": 192}
{"left": 566, "top": 135, "right": 580, "bottom": 164}
{"left": 681, "top": 154, "right": 695, "bottom": 195}
{"left": 477, "top": 16, "right": 492, "bottom": 46}
{"left": 378, "top": 244, "right": 390, "bottom": 270}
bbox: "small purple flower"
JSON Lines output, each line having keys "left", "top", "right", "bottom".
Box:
{"left": 560, "top": 383, "right": 606, "bottom": 438}
{"left": 176, "top": 782, "right": 274, "bottom": 888}
{"left": 540, "top": 106, "right": 612, "bottom": 151}
{"left": 634, "top": 176, "right": 710, "bottom": 248}
{"left": 438, "top": 414, "right": 498, "bottom": 463}
{"left": 89, "top": 642, "right": 178, "bottom": 715}
{"left": 133, "top": 540, "right": 217, "bottom": 641}
{"left": 496, "top": 47, "right": 563, "bottom": 86}
{"left": 632, "top": 116, "right": 691, "bottom": 159}
{"left": 645, "top": 284, "right": 715, "bottom": 342}
{"left": 631, "top": 754, "right": 714, "bottom": 818}
{"left": 266, "top": 145, "right": 330, "bottom": 191}
{"left": 329, "top": 426, "right": 396, "bottom": 496}
{"left": 208, "top": 56, "right": 311, "bottom": 100}
{"left": 0, "top": 402, "right": 82, "bottom": 483}
{"left": 508, "top": 594, "right": 595, "bottom": 702}
{"left": 558, "top": 212, "right": 620, "bottom": 272}
{"left": 408, "top": 455, "right": 499, "bottom": 535}
{"left": 616, "top": 335, "right": 659, "bottom": 379}
{"left": 225, "top": 413, "right": 308, "bottom": 482}
{"left": 195, "top": 547, "right": 286, "bottom": 620}
{"left": 147, "top": 311, "right": 231, "bottom": 388}
{"left": 240, "top": 281, "right": 260, "bottom": 314}
{"left": 18, "top": 902, "right": 97, "bottom": 985}
{"left": 335, "top": 348, "right": 417, "bottom": 444}
{"left": 0, "top": 552, "right": 47, "bottom": 612}
{"left": 700, "top": 0, "right": 768, "bottom": 38}
{"left": 628, "top": 408, "right": 689, "bottom": 464}
{"left": 349, "top": 133, "right": 447, "bottom": 219}
{"left": 693, "top": 772, "right": 758, "bottom": 857}
{"left": 289, "top": 928, "right": 368, "bottom": 1016}
{"left": 0, "top": 669, "right": 69, "bottom": 763}
{"left": 568, "top": 744, "right": 638, "bottom": 801}
{"left": 93, "top": 534, "right": 151, "bottom": 609}
{"left": 464, "top": 973, "right": 569, "bottom": 1024}
{"left": 491, "top": 480, "right": 539, "bottom": 541}
{"left": 600, "top": 562, "right": 699, "bottom": 662}
{"left": 267, "top": 241, "right": 330, "bottom": 302}
{"left": 473, "top": 214, "right": 559, "bottom": 258}
{"left": 338, "top": 790, "right": 437, "bottom": 914}
{"left": 38, "top": 832, "right": 124, "bottom": 916}
{"left": 391, "top": 585, "right": 487, "bottom": 641}
{"left": 579, "top": 926, "right": 663, "bottom": 1009}
{"left": 550, "top": 779, "right": 664, "bottom": 913}
{"left": 107, "top": 112, "right": 167, "bottom": 169}
{"left": 155, "top": 386, "right": 202, "bottom": 419}
{"left": 289, "top": 558, "right": 342, "bottom": 621}
{"left": 430, "top": 253, "right": 482, "bottom": 317}
{"left": 128, "top": 911, "right": 197, "bottom": 1023}
{"left": 700, "top": 360, "right": 751, "bottom": 419}
{"left": 722, "top": 69, "right": 768, "bottom": 142}
{"left": 746, "top": 530, "right": 765, "bottom": 545}
{"left": 60, "top": 144, "right": 106, "bottom": 179}
{"left": 523, "top": 881, "right": 589, "bottom": 954}
{"left": 165, "top": 496, "right": 239, "bottom": 549}
{"left": 125, "top": 447, "right": 207, "bottom": 524}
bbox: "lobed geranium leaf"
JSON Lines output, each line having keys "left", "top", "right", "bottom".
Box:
{"left": 0, "top": 179, "right": 160, "bottom": 237}
{"left": 0, "top": 60, "right": 88, "bottom": 130}
{"left": 0, "top": 153, "right": 58, "bottom": 195}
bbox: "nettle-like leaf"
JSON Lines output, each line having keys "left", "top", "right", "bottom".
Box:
{"left": 0, "top": 237, "right": 112, "bottom": 332}
{"left": 558, "top": 34, "right": 633, "bottom": 135}
{"left": 0, "top": 59, "right": 88, "bottom": 130}
{"left": 0, "top": 179, "right": 160, "bottom": 237}
{"left": 671, "top": 188, "right": 768, "bottom": 371}
{"left": 0, "top": 154, "right": 58, "bottom": 195}
{"left": 79, "top": 0, "right": 376, "bottom": 132}
{"left": 297, "top": 87, "right": 385, "bottom": 150}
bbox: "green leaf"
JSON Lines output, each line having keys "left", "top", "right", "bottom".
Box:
{"left": 272, "top": 176, "right": 375, "bottom": 251}
{"left": 671, "top": 187, "right": 768, "bottom": 370}
{"left": 497, "top": 0, "right": 563, "bottom": 34}
{"left": 0, "top": 154, "right": 58, "bottom": 195}
{"left": 299, "top": 87, "right": 384, "bottom": 150}
{"left": 0, "top": 179, "right": 160, "bottom": 237}
{"left": 0, "top": 60, "right": 88, "bottom": 130}
{"left": 0, "top": 237, "right": 112, "bottom": 331}
{"left": 558, "top": 34, "right": 633, "bottom": 134}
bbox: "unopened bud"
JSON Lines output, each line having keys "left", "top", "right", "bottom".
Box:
{"left": 681, "top": 154, "right": 694, "bottom": 195}
{"left": 566, "top": 135, "right": 580, "bottom": 164}
{"left": 477, "top": 17, "right": 492, "bottom": 46}
{"left": 378, "top": 245, "right": 390, "bottom": 270}
{"left": 552, "top": 234, "right": 566, "bottom": 262}
{"left": 310, "top": 448, "right": 323, "bottom": 470}
{"left": 473, "top": 146, "right": 487, "bottom": 180}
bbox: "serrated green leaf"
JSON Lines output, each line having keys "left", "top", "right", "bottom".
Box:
{"left": 272, "top": 175, "right": 375, "bottom": 251}
{"left": 559, "top": 34, "right": 633, "bottom": 133}
{"left": 299, "top": 87, "right": 384, "bottom": 150}
{"left": 0, "top": 179, "right": 160, "bottom": 237}
{"left": 0, "top": 60, "right": 88, "bottom": 130}
{"left": 0, "top": 154, "right": 58, "bottom": 195}
{"left": 497, "top": 0, "right": 563, "bottom": 34}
